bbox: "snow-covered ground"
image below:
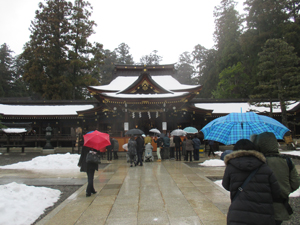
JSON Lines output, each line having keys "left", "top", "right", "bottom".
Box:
{"left": 0, "top": 153, "right": 80, "bottom": 225}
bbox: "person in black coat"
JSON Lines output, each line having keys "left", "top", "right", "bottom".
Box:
{"left": 78, "top": 146, "right": 99, "bottom": 197}
{"left": 173, "top": 136, "right": 182, "bottom": 161}
{"left": 222, "top": 139, "right": 281, "bottom": 225}
{"left": 136, "top": 135, "right": 145, "bottom": 166}
{"left": 106, "top": 137, "right": 114, "bottom": 163}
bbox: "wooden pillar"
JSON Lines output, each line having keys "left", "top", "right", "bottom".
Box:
{"left": 21, "top": 134, "right": 25, "bottom": 153}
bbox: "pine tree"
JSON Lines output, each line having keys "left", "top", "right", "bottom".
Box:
{"left": 22, "top": 0, "right": 103, "bottom": 100}
{"left": 0, "top": 43, "right": 14, "bottom": 97}
{"left": 192, "top": 44, "right": 218, "bottom": 98}
{"left": 114, "top": 43, "right": 134, "bottom": 65}
{"left": 140, "top": 50, "right": 163, "bottom": 65}
{"left": 174, "top": 52, "right": 195, "bottom": 85}
{"left": 251, "top": 39, "right": 300, "bottom": 126}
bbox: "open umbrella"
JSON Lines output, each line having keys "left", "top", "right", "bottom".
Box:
{"left": 83, "top": 130, "right": 111, "bottom": 151}
{"left": 170, "top": 129, "right": 187, "bottom": 136}
{"left": 149, "top": 128, "right": 161, "bottom": 134}
{"left": 200, "top": 112, "right": 289, "bottom": 145}
{"left": 183, "top": 127, "right": 198, "bottom": 134}
{"left": 125, "top": 128, "right": 144, "bottom": 136}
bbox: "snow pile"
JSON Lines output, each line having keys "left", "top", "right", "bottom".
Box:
{"left": 0, "top": 182, "right": 61, "bottom": 225}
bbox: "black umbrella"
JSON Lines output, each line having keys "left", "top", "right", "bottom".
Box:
{"left": 125, "top": 128, "right": 144, "bottom": 136}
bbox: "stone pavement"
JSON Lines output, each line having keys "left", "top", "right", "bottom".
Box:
{"left": 36, "top": 158, "right": 230, "bottom": 225}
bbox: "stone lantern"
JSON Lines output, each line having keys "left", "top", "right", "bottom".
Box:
{"left": 43, "top": 123, "right": 53, "bottom": 149}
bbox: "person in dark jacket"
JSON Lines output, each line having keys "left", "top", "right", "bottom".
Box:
{"left": 154, "top": 136, "right": 163, "bottom": 162}
{"left": 162, "top": 135, "right": 170, "bottom": 160}
{"left": 173, "top": 135, "right": 182, "bottom": 161}
{"left": 254, "top": 132, "right": 300, "bottom": 224}
{"left": 222, "top": 139, "right": 281, "bottom": 225}
{"left": 185, "top": 136, "right": 194, "bottom": 162}
{"left": 78, "top": 146, "right": 99, "bottom": 197}
{"left": 136, "top": 135, "right": 144, "bottom": 166}
{"left": 182, "top": 138, "right": 187, "bottom": 161}
{"left": 192, "top": 134, "right": 201, "bottom": 161}
{"left": 106, "top": 137, "right": 114, "bottom": 163}
{"left": 208, "top": 140, "right": 215, "bottom": 157}
{"left": 112, "top": 138, "right": 119, "bottom": 160}
{"left": 128, "top": 136, "right": 137, "bottom": 167}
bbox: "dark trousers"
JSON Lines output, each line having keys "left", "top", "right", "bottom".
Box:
{"left": 137, "top": 152, "right": 143, "bottom": 165}
{"left": 208, "top": 145, "right": 215, "bottom": 156}
{"left": 129, "top": 154, "right": 136, "bottom": 165}
{"left": 107, "top": 149, "right": 112, "bottom": 161}
{"left": 175, "top": 146, "right": 181, "bottom": 160}
{"left": 193, "top": 148, "right": 199, "bottom": 160}
{"left": 113, "top": 152, "right": 118, "bottom": 160}
{"left": 162, "top": 147, "right": 170, "bottom": 159}
{"left": 186, "top": 151, "right": 192, "bottom": 161}
{"left": 170, "top": 147, "right": 175, "bottom": 158}
{"left": 86, "top": 166, "right": 96, "bottom": 195}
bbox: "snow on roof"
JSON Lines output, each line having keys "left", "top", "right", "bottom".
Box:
{"left": 194, "top": 102, "right": 299, "bottom": 114}
{"left": 0, "top": 104, "right": 94, "bottom": 116}
{"left": 1, "top": 128, "right": 27, "bottom": 133}
{"left": 103, "top": 92, "right": 189, "bottom": 99}
{"left": 90, "top": 75, "right": 199, "bottom": 92}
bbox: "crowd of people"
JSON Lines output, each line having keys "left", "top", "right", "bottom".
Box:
{"left": 77, "top": 130, "right": 300, "bottom": 224}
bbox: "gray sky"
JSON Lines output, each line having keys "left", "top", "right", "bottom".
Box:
{"left": 0, "top": 0, "right": 245, "bottom": 64}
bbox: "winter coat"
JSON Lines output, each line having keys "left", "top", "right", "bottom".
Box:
{"left": 78, "top": 146, "right": 99, "bottom": 172}
{"left": 185, "top": 139, "right": 194, "bottom": 151}
{"left": 182, "top": 140, "right": 186, "bottom": 155}
{"left": 192, "top": 137, "right": 201, "bottom": 150}
{"left": 255, "top": 132, "right": 300, "bottom": 221}
{"left": 128, "top": 139, "right": 137, "bottom": 156}
{"left": 154, "top": 137, "right": 163, "bottom": 148}
{"left": 162, "top": 136, "right": 170, "bottom": 147}
{"left": 173, "top": 136, "right": 182, "bottom": 148}
{"left": 136, "top": 136, "right": 144, "bottom": 153}
{"left": 222, "top": 150, "right": 281, "bottom": 225}
{"left": 169, "top": 137, "right": 175, "bottom": 148}
{"left": 106, "top": 138, "right": 114, "bottom": 152}
{"left": 144, "top": 136, "right": 152, "bottom": 144}
{"left": 145, "top": 143, "right": 153, "bottom": 152}
{"left": 112, "top": 139, "right": 119, "bottom": 152}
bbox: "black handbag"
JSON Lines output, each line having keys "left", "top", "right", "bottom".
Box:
{"left": 86, "top": 152, "right": 100, "bottom": 164}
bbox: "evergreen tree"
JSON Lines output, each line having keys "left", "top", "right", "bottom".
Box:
{"left": 22, "top": 0, "right": 73, "bottom": 100}
{"left": 139, "top": 50, "right": 163, "bottom": 65}
{"left": 174, "top": 52, "right": 195, "bottom": 85}
{"left": 11, "top": 55, "right": 31, "bottom": 97}
{"left": 0, "top": 43, "right": 14, "bottom": 97}
{"left": 22, "top": 0, "right": 103, "bottom": 100}
{"left": 192, "top": 44, "right": 218, "bottom": 98}
{"left": 96, "top": 48, "right": 117, "bottom": 85}
{"left": 212, "top": 62, "right": 252, "bottom": 98}
{"left": 68, "top": 0, "right": 101, "bottom": 99}
{"left": 251, "top": 39, "right": 300, "bottom": 126}
{"left": 114, "top": 43, "right": 134, "bottom": 64}
{"left": 214, "top": 0, "right": 243, "bottom": 70}
{"left": 241, "top": 0, "right": 289, "bottom": 90}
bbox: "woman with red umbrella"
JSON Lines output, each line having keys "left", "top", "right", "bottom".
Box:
{"left": 78, "top": 146, "right": 99, "bottom": 197}
{"left": 78, "top": 131, "right": 111, "bottom": 197}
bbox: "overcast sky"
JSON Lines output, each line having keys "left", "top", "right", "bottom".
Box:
{"left": 0, "top": 0, "right": 245, "bottom": 64}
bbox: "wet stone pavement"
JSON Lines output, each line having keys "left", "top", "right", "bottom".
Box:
{"left": 0, "top": 152, "right": 300, "bottom": 224}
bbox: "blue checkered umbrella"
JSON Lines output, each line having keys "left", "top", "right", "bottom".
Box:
{"left": 200, "top": 112, "right": 289, "bottom": 145}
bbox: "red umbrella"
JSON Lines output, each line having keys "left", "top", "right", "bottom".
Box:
{"left": 83, "top": 130, "right": 111, "bottom": 151}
